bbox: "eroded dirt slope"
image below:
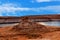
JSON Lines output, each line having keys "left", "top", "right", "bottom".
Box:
{"left": 0, "top": 15, "right": 60, "bottom": 40}
{"left": 0, "top": 21, "right": 60, "bottom": 40}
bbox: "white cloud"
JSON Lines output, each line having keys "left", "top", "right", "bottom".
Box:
{"left": 0, "top": 3, "right": 32, "bottom": 12}
{"left": 40, "top": 6, "right": 60, "bottom": 13}
{"left": 34, "top": 0, "right": 60, "bottom": 3}
{"left": 0, "top": 3, "right": 35, "bottom": 16}
{"left": 35, "top": 0, "right": 51, "bottom": 2}
{"left": 0, "top": 3, "right": 60, "bottom": 16}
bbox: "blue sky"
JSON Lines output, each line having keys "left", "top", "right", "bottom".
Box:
{"left": 0, "top": 0, "right": 60, "bottom": 16}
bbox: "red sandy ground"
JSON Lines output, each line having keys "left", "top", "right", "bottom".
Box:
{"left": 0, "top": 25, "right": 60, "bottom": 40}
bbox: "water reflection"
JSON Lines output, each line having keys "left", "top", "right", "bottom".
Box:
{"left": 0, "top": 23, "right": 19, "bottom": 27}
{"left": 38, "top": 21, "right": 60, "bottom": 27}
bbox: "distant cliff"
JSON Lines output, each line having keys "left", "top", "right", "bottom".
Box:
{"left": 0, "top": 14, "right": 60, "bottom": 23}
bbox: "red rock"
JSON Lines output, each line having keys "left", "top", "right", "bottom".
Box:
{"left": 0, "top": 14, "right": 60, "bottom": 40}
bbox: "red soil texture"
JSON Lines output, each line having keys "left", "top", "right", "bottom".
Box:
{"left": 0, "top": 14, "right": 60, "bottom": 40}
